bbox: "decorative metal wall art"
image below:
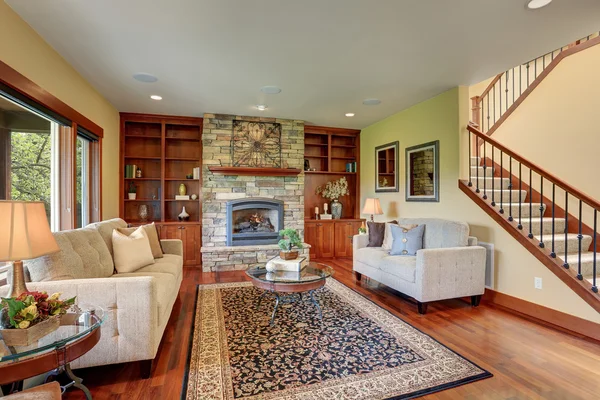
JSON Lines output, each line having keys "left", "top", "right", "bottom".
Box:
{"left": 232, "top": 121, "right": 282, "bottom": 168}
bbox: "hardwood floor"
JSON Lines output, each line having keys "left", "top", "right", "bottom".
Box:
{"left": 63, "top": 259, "right": 600, "bottom": 400}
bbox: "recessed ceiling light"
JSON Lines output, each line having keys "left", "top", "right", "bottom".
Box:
{"left": 260, "top": 86, "right": 282, "bottom": 94}
{"left": 345, "top": 113, "right": 355, "bottom": 117}
{"left": 150, "top": 95, "right": 162, "bottom": 100}
{"left": 256, "top": 104, "right": 268, "bottom": 111}
{"left": 133, "top": 73, "right": 158, "bottom": 83}
{"left": 526, "top": 0, "right": 552, "bottom": 10}
{"left": 363, "top": 99, "right": 381, "bottom": 106}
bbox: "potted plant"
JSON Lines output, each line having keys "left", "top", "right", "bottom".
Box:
{"left": 278, "top": 228, "right": 304, "bottom": 260}
{"left": 0, "top": 291, "right": 76, "bottom": 346}
{"left": 316, "top": 177, "right": 350, "bottom": 219}
{"left": 128, "top": 182, "right": 137, "bottom": 200}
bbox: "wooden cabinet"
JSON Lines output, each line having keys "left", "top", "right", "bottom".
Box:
{"left": 334, "top": 220, "right": 363, "bottom": 258}
{"left": 305, "top": 219, "right": 363, "bottom": 259}
{"left": 158, "top": 224, "right": 201, "bottom": 266}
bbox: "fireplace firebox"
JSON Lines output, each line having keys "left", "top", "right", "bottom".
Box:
{"left": 226, "top": 198, "right": 284, "bottom": 246}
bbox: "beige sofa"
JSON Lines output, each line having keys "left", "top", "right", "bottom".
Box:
{"left": 0, "top": 219, "right": 183, "bottom": 378}
{"left": 353, "top": 218, "right": 486, "bottom": 314}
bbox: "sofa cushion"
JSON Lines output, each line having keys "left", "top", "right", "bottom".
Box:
{"left": 25, "top": 228, "right": 114, "bottom": 282}
{"left": 355, "top": 247, "right": 389, "bottom": 268}
{"left": 367, "top": 220, "right": 397, "bottom": 247}
{"left": 135, "top": 254, "right": 183, "bottom": 283}
{"left": 117, "top": 223, "right": 163, "bottom": 259}
{"left": 383, "top": 223, "right": 419, "bottom": 250}
{"left": 395, "top": 218, "right": 469, "bottom": 249}
{"left": 86, "top": 218, "right": 128, "bottom": 258}
{"left": 112, "top": 227, "right": 155, "bottom": 273}
{"left": 390, "top": 224, "right": 425, "bottom": 256}
{"left": 379, "top": 255, "right": 417, "bottom": 283}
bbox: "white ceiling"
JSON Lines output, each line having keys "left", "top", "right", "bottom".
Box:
{"left": 7, "top": 0, "right": 600, "bottom": 129}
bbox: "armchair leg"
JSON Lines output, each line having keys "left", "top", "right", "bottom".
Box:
{"left": 354, "top": 271, "right": 362, "bottom": 281}
{"left": 417, "top": 302, "right": 428, "bottom": 315}
{"left": 141, "top": 359, "right": 154, "bottom": 379}
{"left": 471, "top": 295, "right": 482, "bottom": 307}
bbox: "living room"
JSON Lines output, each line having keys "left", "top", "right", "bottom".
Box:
{"left": 1, "top": 1, "right": 599, "bottom": 399}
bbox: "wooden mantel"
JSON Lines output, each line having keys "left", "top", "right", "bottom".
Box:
{"left": 208, "top": 166, "right": 302, "bottom": 176}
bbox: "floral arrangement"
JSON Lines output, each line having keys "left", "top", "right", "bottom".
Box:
{"left": 278, "top": 228, "right": 304, "bottom": 252}
{"left": 315, "top": 177, "right": 349, "bottom": 200}
{"left": 1, "top": 291, "right": 76, "bottom": 330}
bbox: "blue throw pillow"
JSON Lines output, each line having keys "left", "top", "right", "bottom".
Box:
{"left": 390, "top": 224, "right": 425, "bottom": 256}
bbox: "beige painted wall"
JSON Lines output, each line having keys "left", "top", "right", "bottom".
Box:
{"left": 360, "top": 88, "right": 600, "bottom": 323}
{"left": 0, "top": 2, "right": 120, "bottom": 219}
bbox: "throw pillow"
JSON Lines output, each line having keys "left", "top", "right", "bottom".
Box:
{"left": 117, "top": 222, "right": 163, "bottom": 259}
{"left": 390, "top": 224, "right": 425, "bottom": 256}
{"left": 382, "top": 223, "right": 418, "bottom": 250}
{"left": 367, "top": 220, "right": 397, "bottom": 247}
{"left": 112, "top": 226, "right": 155, "bottom": 273}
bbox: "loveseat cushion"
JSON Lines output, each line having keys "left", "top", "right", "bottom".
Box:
{"left": 378, "top": 256, "right": 417, "bottom": 283}
{"left": 86, "top": 218, "right": 128, "bottom": 258}
{"left": 355, "top": 247, "right": 389, "bottom": 267}
{"left": 396, "top": 218, "right": 469, "bottom": 249}
{"left": 25, "top": 228, "right": 114, "bottom": 282}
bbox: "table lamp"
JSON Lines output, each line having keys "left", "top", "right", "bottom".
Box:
{"left": 362, "top": 198, "right": 383, "bottom": 222}
{"left": 0, "top": 201, "right": 60, "bottom": 298}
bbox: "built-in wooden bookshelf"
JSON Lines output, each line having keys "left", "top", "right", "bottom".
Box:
{"left": 119, "top": 114, "right": 203, "bottom": 225}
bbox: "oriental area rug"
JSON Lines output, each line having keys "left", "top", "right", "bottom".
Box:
{"left": 182, "top": 279, "right": 491, "bottom": 399}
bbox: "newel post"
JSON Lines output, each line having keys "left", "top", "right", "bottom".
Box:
{"left": 471, "top": 96, "right": 481, "bottom": 129}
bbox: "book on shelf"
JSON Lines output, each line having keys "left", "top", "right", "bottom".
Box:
{"left": 320, "top": 214, "right": 332, "bottom": 220}
{"left": 124, "top": 164, "right": 137, "bottom": 178}
{"left": 175, "top": 195, "right": 190, "bottom": 200}
{"left": 193, "top": 167, "right": 200, "bottom": 180}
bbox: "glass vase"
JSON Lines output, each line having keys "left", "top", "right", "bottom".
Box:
{"left": 138, "top": 205, "right": 149, "bottom": 222}
{"left": 331, "top": 199, "right": 342, "bottom": 219}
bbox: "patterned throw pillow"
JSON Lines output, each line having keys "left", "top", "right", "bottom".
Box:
{"left": 367, "top": 220, "right": 397, "bottom": 247}
{"left": 390, "top": 224, "right": 425, "bottom": 256}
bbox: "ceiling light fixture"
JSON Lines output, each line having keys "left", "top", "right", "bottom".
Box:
{"left": 150, "top": 95, "right": 162, "bottom": 100}
{"left": 363, "top": 99, "right": 381, "bottom": 106}
{"left": 260, "top": 86, "right": 282, "bottom": 94}
{"left": 526, "top": 0, "right": 552, "bottom": 10}
{"left": 256, "top": 104, "right": 268, "bottom": 111}
{"left": 345, "top": 113, "right": 355, "bottom": 117}
{"left": 133, "top": 73, "right": 158, "bottom": 83}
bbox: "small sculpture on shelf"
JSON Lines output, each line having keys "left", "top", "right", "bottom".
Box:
{"left": 178, "top": 206, "right": 190, "bottom": 222}
{"left": 178, "top": 183, "right": 187, "bottom": 196}
{"left": 191, "top": 194, "right": 198, "bottom": 200}
{"left": 128, "top": 182, "right": 137, "bottom": 200}
{"left": 136, "top": 167, "right": 142, "bottom": 178}
{"left": 277, "top": 228, "right": 304, "bottom": 260}
{"left": 315, "top": 177, "right": 349, "bottom": 219}
{"left": 138, "top": 204, "right": 149, "bottom": 222}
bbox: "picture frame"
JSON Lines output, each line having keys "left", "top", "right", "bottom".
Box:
{"left": 405, "top": 140, "right": 439, "bottom": 202}
{"left": 375, "top": 141, "right": 399, "bottom": 193}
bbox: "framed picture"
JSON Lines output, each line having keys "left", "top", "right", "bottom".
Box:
{"left": 406, "top": 140, "right": 439, "bottom": 202}
{"left": 375, "top": 141, "right": 399, "bottom": 192}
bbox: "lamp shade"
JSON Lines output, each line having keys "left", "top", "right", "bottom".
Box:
{"left": 0, "top": 201, "right": 59, "bottom": 261}
{"left": 362, "top": 198, "right": 383, "bottom": 216}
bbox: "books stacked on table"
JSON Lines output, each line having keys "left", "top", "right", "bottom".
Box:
{"left": 265, "top": 256, "right": 308, "bottom": 281}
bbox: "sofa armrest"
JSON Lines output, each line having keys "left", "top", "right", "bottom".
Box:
{"left": 0, "top": 276, "right": 159, "bottom": 362}
{"left": 415, "top": 246, "right": 486, "bottom": 302}
{"left": 160, "top": 239, "right": 183, "bottom": 257}
{"left": 353, "top": 234, "right": 368, "bottom": 251}
{"left": 468, "top": 236, "right": 478, "bottom": 246}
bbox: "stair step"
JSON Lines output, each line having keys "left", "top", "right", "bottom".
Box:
{"left": 558, "top": 252, "right": 599, "bottom": 277}
{"left": 535, "top": 234, "right": 593, "bottom": 254}
{"left": 487, "top": 189, "right": 528, "bottom": 203}
{"left": 472, "top": 177, "right": 511, "bottom": 190}
{"left": 496, "top": 202, "right": 547, "bottom": 218}
{"left": 470, "top": 156, "right": 481, "bottom": 167}
{"left": 519, "top": 218, "right": 566, "bottom": 236}
{"left": 470, "top": 166, "right": 494, "bottom": 177}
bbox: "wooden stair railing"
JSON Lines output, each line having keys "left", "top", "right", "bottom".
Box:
{"left": 460, "top": 124, "right": 600, "bottom": 313}
{"left": 471, "top": 32, "right": 600, "bottom": 137}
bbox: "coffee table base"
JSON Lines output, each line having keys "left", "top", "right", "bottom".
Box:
{"left": 257, "top": 290, "right": 322, "bottom": 326}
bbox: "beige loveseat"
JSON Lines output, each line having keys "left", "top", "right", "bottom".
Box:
{"left": 0, "top": 219, "right": 183, "bottom": 378}
{"left": 353, "top": 218, "right": 486, "bottom": 314}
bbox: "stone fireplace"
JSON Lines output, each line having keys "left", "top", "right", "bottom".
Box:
{"left": 226, "top": 198, "right": 284, "bottom": 246}
{"left": 200, "top": 114, "right": 309, "bottom": 271}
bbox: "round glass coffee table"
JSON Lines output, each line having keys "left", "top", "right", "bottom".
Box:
{"left": 246, "top": 262, "right": 334, "bottom": 326}
{"left": 0, "top": 305, "right": 104, "bottom": 399}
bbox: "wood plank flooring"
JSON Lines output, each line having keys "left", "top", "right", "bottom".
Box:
{"left": 63, "top": 259, "right": 600, "bottom": 400}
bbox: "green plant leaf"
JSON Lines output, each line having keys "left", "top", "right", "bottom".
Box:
{"left": 1, "top": 297, "right": 26, "bottom": 328}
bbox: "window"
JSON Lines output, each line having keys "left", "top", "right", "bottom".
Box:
{"left": 0, "top": 95, "right": 60, "bottom": 231}
{"left": 76, "top": 135, "right": 90, "bottom": 228}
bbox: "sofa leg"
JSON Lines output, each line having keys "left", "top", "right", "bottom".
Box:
{"left": 141, "top": 359, "right": 154, "bottom": 379}
{"left": 471, "top": 295, "right": 482, "bottom": 307}
{"left": 417, "top": 302, "right": 428, "bottom": 315}
{"left": 354, "top": 271, "right": 362, "bottom": 281}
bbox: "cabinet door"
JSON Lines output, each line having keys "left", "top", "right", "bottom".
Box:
{"left": 304, "top": 222, "right": 318, "bottom": 259}
{"left": 317, "top": 222, "right": 335, "bottom": 258}
{"left": 180, "top": 225, "right": 201, "bottom": 266}
{"left": 334, "top": 221, "right": 363, "bottom": 258}
{"left": 160, "top": 225, "right": 181, "bottom": 240}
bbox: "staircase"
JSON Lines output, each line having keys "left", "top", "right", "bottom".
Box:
{"left": 460, "top": 125, "right": 600, "bottom": 313}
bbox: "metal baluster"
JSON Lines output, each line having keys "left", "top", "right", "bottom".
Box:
{"left": 499, "top": 151, "right": 504, "bottom": 214}
{"left": 577, "top": 200, "right": 583, "bottom": 280}
{"left": 512, "top": 67, "right": 515, "bottom": 104}
{"left": 468, "top": 131, "right": 472, "bottom": 187}
{"left": 593, "top": 210, "right": 598, "bottom": 293}
{"left": 564, "top": 193, "right": 569, "bottom": 269}
{"left": 491, "top": 146, "right": 496, "bottom": 206}
{"left": 534, "top": 58, "right": 538, "bottom": 79}
{"left": 517, "top": 163, "right": 523, "bottom": 229}
{"left": 539, "top": 176, "right": 544, "bottom": 247}
{"left": 508, "top": 156, "right": 513, "bottom": 221}
{"left": 550, "top": 183, "right": 556, "bottom": 257}
{"left": 527, "top": 62, "right": 530, "bottom": 88}
{"left": 475, "top": 138, "right": 480, "bottom": 193}
{"left": 520, "top": 65, "right": 523, "bottom": 96}
{"left": 528, "top": 168, "right": 533, "bottom": 239}
{"left": 505, "top": 71, "right": 509, "bottom": 113}
{"left": 483, "top": 142, "right": 487, "bottom": 199}
{"left": 499, "top": 74, "right": 502, "bottom": 116}
{"left": 487, "top": 95, "right": 490, "bottom": 132}
{"left": 481, "top": 97, "right": 484, "bottom": 134}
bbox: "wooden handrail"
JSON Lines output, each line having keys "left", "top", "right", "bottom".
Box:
{"left": 468, "top": 124, "right": 600, "bottom": 211}
{"left": 477, "top": 73, "right": 503, "bottom": 103}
